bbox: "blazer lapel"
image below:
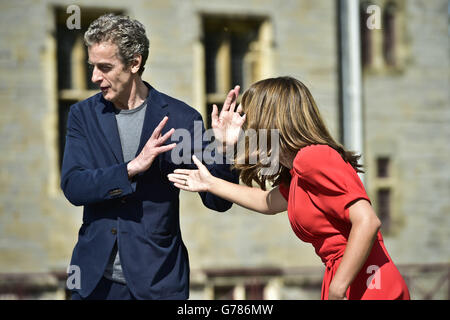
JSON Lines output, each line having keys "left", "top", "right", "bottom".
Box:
{"left": 135, "top": 85, "right": 169, "bottom": 156}
{"left": 94, "top": 83, "right": 169, "bottom": 164}
{"left": 95, "top": 97, "right": 124, "bottom": 163}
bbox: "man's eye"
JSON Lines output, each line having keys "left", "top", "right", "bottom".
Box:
{"left": 87, "top": 64, "right": 111, "bottom": 72}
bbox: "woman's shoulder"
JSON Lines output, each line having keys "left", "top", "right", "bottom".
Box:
{"left": 293, "top": 144, "right": 346, "bottom": 175}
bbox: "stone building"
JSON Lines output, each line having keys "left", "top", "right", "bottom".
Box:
{"left": 0, "top": 0, "right": 448, "bottom": 299}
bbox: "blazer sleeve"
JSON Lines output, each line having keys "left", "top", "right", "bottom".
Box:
{"left": 60, "top": 105, "right": 135, "bottom": 206}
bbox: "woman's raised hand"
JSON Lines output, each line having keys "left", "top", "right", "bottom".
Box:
{"left": 211, "top": 85, "right": 246, "bottom": 151}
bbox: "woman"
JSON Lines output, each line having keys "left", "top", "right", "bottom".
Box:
{"left": 168, "top": 76, "right": 410, "bottom": 300}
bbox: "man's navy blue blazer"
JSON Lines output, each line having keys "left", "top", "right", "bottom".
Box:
{"left": 61, "top": 83, "right": 238, "bottom": 299}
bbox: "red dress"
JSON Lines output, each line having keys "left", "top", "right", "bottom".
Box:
{"left": 278, "top": 145, "right": 410, "bottom": 300}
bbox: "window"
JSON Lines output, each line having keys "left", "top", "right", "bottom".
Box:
{"left": 359, "top": 0, "right": 405, "bottom": 72}
{"left": 369, "top": 149, "right": 405, "bottom": 236}
{"left": 203, "top": 267, "right": 280, "bottom": 299}
{"left": 202, "top": 16, "right": 269, "bottom": 128}
{"left": 377, "top": 188, "right": 391, "bottom": 232}
{"left": 375, "top": 156, "right": 392, "bottom": 233}
{"left": 212, "top": 282, "right": 266, "bottom": 300}
{"left": 383, "top": 1, "right": 397, "bottom": 67}
{"left": 360, "top": 1, "right": 374, "bottom": 67}
{"left": 245, "top": 281, "right": 265, "bottom": 300}
{"left": 377, "top": 157, "right": 390, "bottom": 178}
{"left": 213, "top": 285, "right": 235, "bottom": 300}
{"left": 55, "top": 8, "right": 123, "bottom": 167}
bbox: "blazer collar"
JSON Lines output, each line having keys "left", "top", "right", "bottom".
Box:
{"left": 136, "top": 82, "right": 169, "bottom": 155}
{"left": 95, "top": 81, "right": 169, "bottom": 163}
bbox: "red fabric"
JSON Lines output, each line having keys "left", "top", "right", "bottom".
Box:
{"left": 279, "top": 145, "right": 410, "bottom": 300}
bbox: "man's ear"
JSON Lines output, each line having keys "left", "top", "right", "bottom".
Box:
{"left": 130, "top": 54, "right": 142, "bottom": 74}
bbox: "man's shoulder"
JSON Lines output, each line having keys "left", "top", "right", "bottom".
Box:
{"left": 70, "top": 92, "right": 103, "bottom": 113}
{"left": 155, "top": 89, "right": 202, "bottom": 120}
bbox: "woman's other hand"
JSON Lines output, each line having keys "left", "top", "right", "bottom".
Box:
{"left": 168, "top": 155, "right": 214, "bottom": 192}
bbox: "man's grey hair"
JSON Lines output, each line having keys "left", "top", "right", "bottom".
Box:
{"left": 84, "top": 14, "right": 150, "bottom": 76}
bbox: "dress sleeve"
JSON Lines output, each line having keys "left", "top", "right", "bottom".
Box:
{"left": 293, "top": 145, "right": 371, "bottom": 223}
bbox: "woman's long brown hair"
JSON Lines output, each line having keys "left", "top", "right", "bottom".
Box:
{"left": 233, "top": 76, "right": 363, "bottom": 190}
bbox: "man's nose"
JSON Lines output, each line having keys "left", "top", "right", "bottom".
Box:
{"left": 91, "top": 66, "right": 103, "bottom": 84}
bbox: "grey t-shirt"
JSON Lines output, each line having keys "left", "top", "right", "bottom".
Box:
{"left": 103, "top": 99, "right": 147, "bottom": 284}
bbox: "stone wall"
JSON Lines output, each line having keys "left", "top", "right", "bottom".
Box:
{"left": 0, "top": 0, "right": 448, "bottom": 299}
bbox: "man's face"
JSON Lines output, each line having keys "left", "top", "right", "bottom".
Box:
{"left": 88, "top": 42, "right": 132, "bottom": 103}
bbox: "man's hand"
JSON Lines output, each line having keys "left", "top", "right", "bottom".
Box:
{"left": 211, "top": 85, "right": 246, "bottom": 153}
{"left": 127, "top": 116, "right": 176, "bottom": 179}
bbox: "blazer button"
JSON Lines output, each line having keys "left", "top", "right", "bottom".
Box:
{"left": 111, "top": 228, "right": 117, "bottom": 235}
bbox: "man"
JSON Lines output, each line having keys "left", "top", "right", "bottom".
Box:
{"left": 61, "top": 14, "right": 238, "bottom": 300}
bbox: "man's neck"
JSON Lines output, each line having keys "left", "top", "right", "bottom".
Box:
{"left": 114, "top": 77, "right": 149, "bottom": 110}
